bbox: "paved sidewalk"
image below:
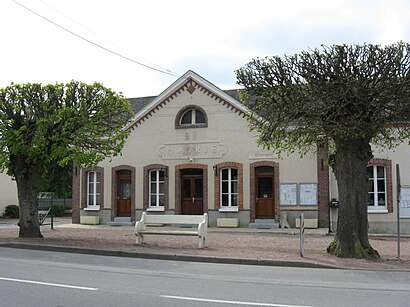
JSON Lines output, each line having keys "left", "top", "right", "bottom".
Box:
{"left": 0, "top": 217, "right": 409, "bottom": 271}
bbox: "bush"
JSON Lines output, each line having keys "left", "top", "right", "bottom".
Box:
{"left": 51, "top": 205, "right": 68, "bottom": 217}
{"left": 4, "top": 204, "right": 19, "bottom": 218}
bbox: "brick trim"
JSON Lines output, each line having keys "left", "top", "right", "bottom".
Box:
{"left": 175, "top": 163, "right": 208, "bottom": 215}
{"left": 111, "top": 165, "right": 136, "bottom": 222}
{"left": 214, "top": 162, "right": 243, "bottom": 210}
{"left": 72, "top": 163, "right": 80, "bottom": 224}
{"left": 129, "top": 78, "right": 247, "bottom": 130}
{"left": 143, "top": 164, "right": 169, "bottom": 210}
{"left": 249, "top": 161, "right": 279, "bottom": 222}
{"left": 368, "top": 158, "right": 393, "bottom": 213}
{"left": 317, "top": 145, "right": 330, "bottom": 228}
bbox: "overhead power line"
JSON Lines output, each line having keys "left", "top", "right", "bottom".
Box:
{"left": 39, "top": 0, "right": 174, "bottom": 75}
{"left": 12, "top": 0, "right": 180, "bottom": 77}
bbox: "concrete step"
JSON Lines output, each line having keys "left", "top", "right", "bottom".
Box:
{"left": 114, "top": 217, "right": 131, "bottom": 222}
{"left": 108, "top": 217, "right": 134, "bottom": 226}
{"left": 249, "top": 219, "right": 280, "bottom": 229}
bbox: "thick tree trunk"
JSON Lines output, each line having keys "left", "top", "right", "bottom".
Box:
{"left": 14, "top": 160, "right": 43, "bottom": 238}
{"left": 327, "top": 140, "right": 380, "bottom": 259}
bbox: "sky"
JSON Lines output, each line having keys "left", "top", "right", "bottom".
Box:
{"left": 1, "top": 0, "right": 409, "bottom": 98}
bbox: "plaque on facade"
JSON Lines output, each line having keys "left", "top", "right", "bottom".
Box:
{"left": 299, "top": 183, "right": 318, "bottom": 205}
{"left": 248, "top": 152, "right": 278, "bottom": 160}
{"left": 280, "top": 183, "right": 297, "bottom": 205}
{"left": 158, "top": 140, "right": 228, "bottom": 160}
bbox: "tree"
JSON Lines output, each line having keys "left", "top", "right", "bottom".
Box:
{"left": 0, "top": 81, "right": 133, "bottom": 237}
{"left": 236, "top": 43, "right": 410, "bottom": 259}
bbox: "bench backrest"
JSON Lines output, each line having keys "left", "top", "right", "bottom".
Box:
{"left": 143, "top": 213, "right": 207, "bottom": 225}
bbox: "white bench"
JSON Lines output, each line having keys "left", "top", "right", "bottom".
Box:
{"left": 135, "top": 212, "right": 208, "bottom": 248}
{"left": 295, "top": 217, "right": 318, "bottom": 228}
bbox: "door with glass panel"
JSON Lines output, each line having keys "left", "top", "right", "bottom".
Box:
{"left": 117, "top": 170, "right": 131, "bottom": 217}
{"left": 255, "top": 166, "right": 275, "bottom": 218}
{"left": 181, "top": 169, "right": 203, "bottom": 215}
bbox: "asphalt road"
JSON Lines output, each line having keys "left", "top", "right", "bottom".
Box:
{"left": 0, "top": 247, "right": 409, "bottom": 307}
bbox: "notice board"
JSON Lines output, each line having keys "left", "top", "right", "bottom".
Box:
{"left": 400, "top": 186, "right": 410, "bottom": 218}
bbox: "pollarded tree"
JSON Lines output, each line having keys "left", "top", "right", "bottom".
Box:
{"left": 0, "top": 81, "right": 133, "bottom": 237}
{"left": 236, "top": 43, "right": 410, "bottom": 259}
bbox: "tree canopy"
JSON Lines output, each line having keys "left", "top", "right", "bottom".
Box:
{"left": 237, "top": 43, "right": 410, "bottom": 156}
{"left": 0, "top": 81, "right": 133, "bottom": 237}
{"left": 236, "top": 42, "right": 410, "bottom": 258}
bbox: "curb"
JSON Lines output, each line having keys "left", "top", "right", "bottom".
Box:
{"left": 0, "top": 242, "right": 339, "bottom": 270}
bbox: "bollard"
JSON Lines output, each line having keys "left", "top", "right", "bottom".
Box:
{"left": 300, "top": 213, "right": 305, "bottom": 257}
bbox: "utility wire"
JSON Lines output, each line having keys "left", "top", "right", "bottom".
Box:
{"left": 12, "top": 0, "right": 180, "bottom": 77}
{"left": 39, "top": 0, "right": 175, "bottom": 75}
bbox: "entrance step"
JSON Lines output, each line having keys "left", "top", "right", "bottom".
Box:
{"left": 108, "top": 217, "right": 134, "bottom": 226}
{"left": 249, "top": 219, "right": 280, "bottom": 229}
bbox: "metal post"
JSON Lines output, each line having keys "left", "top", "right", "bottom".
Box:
{"left": 300, "top": 213, "right": 305, "bottom": 257}
{"left": 51, "top": 196, "right": 54, "bottom": 230}
{"left": 396, "top": 164, "right": 401, "bottom": 261}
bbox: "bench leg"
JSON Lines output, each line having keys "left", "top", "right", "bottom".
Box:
{"left": 136, "top": 234, "right": 144, "bottom": 245}
{"left": 198, "top": 236, "right": 207, "bottom": 249}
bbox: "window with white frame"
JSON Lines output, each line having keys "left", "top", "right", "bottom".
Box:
{"left": 87, "top": 171, "right": 101, "bottom": 207}
{"left": 367, "top": 165, "right": 386, "bottom": 208}
{"left": 180, "top": 108, "right": 206, "bottom": 125}
{"left": 221, "top": 168, "right": 238, "bottom": 207}
{"left": 149, "top": 169, "right": 165, "bottom": 207}
{"left": 175, "top": 105, "right": 208, "bottom": 129}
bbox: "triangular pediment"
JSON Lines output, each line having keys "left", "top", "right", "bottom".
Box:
{"left": 126, "top": 71, "right": 248, "bottom": 130}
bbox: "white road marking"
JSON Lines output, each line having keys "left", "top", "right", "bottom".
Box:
{"left": 160, "top": 295, "right": 311, "bottom": 307}
{"left": 0, "top": 277, "right": 98, "bottom": 291}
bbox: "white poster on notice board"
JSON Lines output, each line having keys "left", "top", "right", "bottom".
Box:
{"left": 280, "top": 183, "right": 297, "bottom": 205}
{"left": 299, "top": 183, "right": 317, "bottom": 205}
{"left": 400, "top": 186, "right": 410, "bottom": 218}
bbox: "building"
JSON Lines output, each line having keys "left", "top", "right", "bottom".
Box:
{"left": 0, "top": 173, "right": 18, "bottom": 215}
{"left": 68, "top": 70, "right": 408, "bottom": 234}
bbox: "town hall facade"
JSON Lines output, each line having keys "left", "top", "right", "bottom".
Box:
{"left": 66, "top": 70, "right": 410, "bottom": 234}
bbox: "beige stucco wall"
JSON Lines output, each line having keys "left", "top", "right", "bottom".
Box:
{"left": 0, "top": 173, "right": 18, "bottom": 214}
{"left": 89, "top": 86, "right": 318, "bottom": 215}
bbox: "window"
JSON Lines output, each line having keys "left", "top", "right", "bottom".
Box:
{"left": 149, "top": 170, "right": 165, "bottom": 207}
{"left": 87, "top": 171, "right": 101, "bottom": 207}
{"left": 221, "top": 168, "right": 238, "bottom": 207}
{"left": 181, "top": 109, "right": 205, "bottom": 125}
{"left": 367, "top": 165, "right": 386, "bottom": 209}
{"left": 175, "top": 105, "right": 207, "bottom": 128}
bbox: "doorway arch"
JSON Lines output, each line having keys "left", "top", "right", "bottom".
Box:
{"left": 175, "top": 164, "right": 208, "bottom": 215}
{"left": 250, "top": 161, "right": 279, "bottom": 222}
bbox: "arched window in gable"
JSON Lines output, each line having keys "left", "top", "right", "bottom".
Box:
{"left": 175, "top": 105, "right": 208, "bottom": 128}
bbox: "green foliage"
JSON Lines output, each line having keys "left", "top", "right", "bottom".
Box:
{"left": 51, "top": 205, "right": 68, "bottom": 217}
{"left": 38, "top": 161, "right": 72, "bottom": 198}
{"left": 0, "top": 81, "right": 134, "bottom": 176}
{"left": 3, "top": 204, "right": 19, "bottom": 218}
{"left": 236, "top": 42, "right": 410, "bottom": 157}
{"left": 0, "top": 81, "right": 133, "bottom": 237}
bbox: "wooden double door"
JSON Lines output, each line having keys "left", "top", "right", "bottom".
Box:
{"left": 181, "top": 169, "right": 204, "bottom": 215}
{"left": 255, "top": 167, "right": 275, "bottom": 218}
{"left": 117, "top": 170, "right": 132, "bottom": 217}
